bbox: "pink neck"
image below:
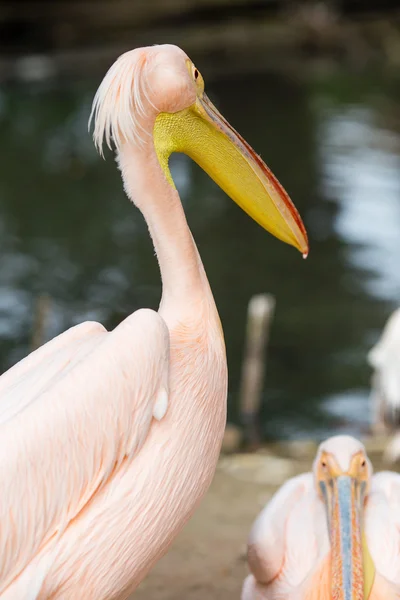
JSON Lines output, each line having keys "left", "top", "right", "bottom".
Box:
{"left": 118, "top": 142, "right": 205, "bottom": 316}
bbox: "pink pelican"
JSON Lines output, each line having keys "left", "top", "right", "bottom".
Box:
{"left": 0, "top": 45, "right": 308, "bottom": 599}
{"left": 242, "top": 435, "right": 400, "bottom": 599}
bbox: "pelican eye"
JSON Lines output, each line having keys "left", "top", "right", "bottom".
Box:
{"left": 189, "top": 63, "right": 204, "bottom": 95}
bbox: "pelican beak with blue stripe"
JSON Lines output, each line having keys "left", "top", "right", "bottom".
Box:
{"left": 315, "top": 444, "right": 375, "bottom": 600}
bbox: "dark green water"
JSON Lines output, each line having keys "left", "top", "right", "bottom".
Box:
{"left": 0, "top": 62, "right": 399, "bottom": 439}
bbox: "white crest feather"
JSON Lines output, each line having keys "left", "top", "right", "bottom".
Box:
{"left": 88, "top": 49, "right": 157, "bottom": 156}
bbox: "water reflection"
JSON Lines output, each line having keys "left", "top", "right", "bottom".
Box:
{"left": 0, "top": 67, "right": 398, "bottom": 439}
{"left": 321, "top": 105, "right": 400, "bottom": 301}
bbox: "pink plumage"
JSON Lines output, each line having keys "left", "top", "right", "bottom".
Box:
{"left": 0, "top": 43, "right": 308, "bottom": 599}
{"left": 0, "top": 45, "right": 228, "bottom": 599}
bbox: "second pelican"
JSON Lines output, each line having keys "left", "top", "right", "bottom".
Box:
{"left": 242, "top": 435, "right": 400, "bottom": 599}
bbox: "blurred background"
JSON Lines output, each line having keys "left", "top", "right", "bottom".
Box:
{"left": 1, "top": 0, "right": 400, "bottom": 444}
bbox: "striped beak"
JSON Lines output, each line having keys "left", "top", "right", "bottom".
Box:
{"left": 320, "top": 474, "right": 373, "bottom": 600}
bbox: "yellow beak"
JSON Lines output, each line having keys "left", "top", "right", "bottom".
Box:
{"left": 153, "top": 94, "right": 309, "bottom": 255}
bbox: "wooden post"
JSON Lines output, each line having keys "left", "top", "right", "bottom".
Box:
{"left": 239, "top": 293, "right": 276, "bottom": 450}
{"left": 31, "top": 293, "right": 51, "bottom": 351}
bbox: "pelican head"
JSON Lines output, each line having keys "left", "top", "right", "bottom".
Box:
{"left": 90, "top": 44, "right": 308, "bottom": 255}
{"left": 313, "top": 435, "right": 374, "bottom": 600}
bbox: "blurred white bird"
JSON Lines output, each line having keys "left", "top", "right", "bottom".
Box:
{"left": 368, "top": 307, "right": 400, "bottom": 462}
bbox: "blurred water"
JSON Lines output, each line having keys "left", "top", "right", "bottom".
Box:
{"left": 322, "top": 107, "right": 400, "bottom": 301}
{"left": 0, "top": 64, "right": 399, "bottom": 440}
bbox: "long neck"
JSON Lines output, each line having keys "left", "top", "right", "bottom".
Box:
{"left": 118, "top": 141, "right": 208, "bottom": 318}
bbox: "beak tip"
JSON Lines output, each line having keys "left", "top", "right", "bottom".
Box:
{"left": 294, "top": 234, "right": 309, "bottom": 258}
{"left": 301, "top": 238, "right": 309, "bottom": 258}
{"left": 297, "top": 227, "right": 309, "bottom": 258}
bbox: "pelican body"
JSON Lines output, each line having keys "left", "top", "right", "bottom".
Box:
{"left": 0, "top": 45, "right": 307, "bottom": 599}
{"left": 242, "top": 436, "right": 400, "bottom": 600}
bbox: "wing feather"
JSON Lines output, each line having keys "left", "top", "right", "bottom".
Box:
{"left": 366, "top": 471, "right": 400, "bottom": 590}
{"left": 0, "top": 321, "right": 106, "bottom": 425}
{"left": 246, "top": 472, "right": 328, "bottom": 589}
{"left": 0, "top": 308, "right": 170, "bottom": 595}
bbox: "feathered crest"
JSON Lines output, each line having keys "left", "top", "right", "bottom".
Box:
{"left": 89, "top": 49, "right": 158, "bottom": 156}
